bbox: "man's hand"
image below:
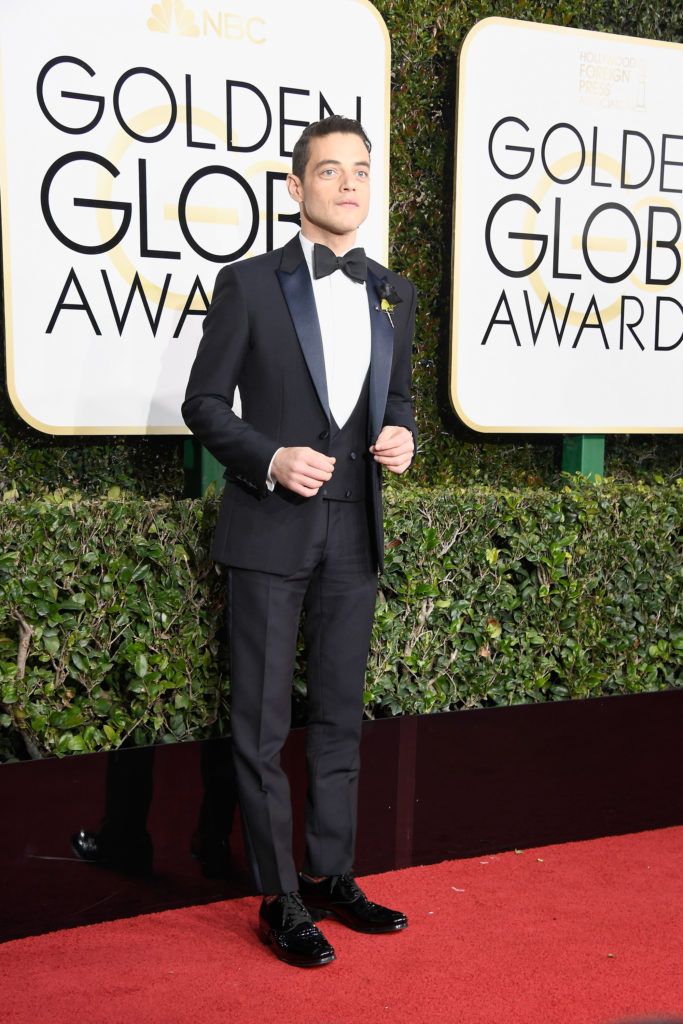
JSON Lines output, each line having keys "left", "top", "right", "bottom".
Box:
{"left": 271, "top": 447, "right": 335, "bottom": 497}
{"left": 370, "top": 426, "right": 414, "bottom": 474}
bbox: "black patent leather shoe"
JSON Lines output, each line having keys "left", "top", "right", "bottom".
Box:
{"left": 258, "top": 892, "right": 336, "bottom": 967}
{"left": 299, "top": 872, "right": 408, "bottom": 933}
{"left": 70, "top": 829, "right": 153, "bottom": 876}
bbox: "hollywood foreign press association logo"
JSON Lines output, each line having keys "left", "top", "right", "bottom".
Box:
{"left": 147, "top": 0, "right": 200, "bottom": 37}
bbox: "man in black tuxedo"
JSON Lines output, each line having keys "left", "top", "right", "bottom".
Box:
{"left": 182, "top": 115, "right": 416, "bottom": 967}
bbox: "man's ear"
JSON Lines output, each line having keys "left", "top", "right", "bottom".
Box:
{"left": 286, "top": 173, "right": 303, "bottom": 205}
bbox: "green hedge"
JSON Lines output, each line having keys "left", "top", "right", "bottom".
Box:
{"left": 1, "top": 0, "right": 681, "bottom": 495}
{"left": 2, "top": 480, "right": 680, "bottom": 760}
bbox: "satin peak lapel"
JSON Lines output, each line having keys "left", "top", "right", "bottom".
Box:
{"left": 277, "top": 258, "right": 330, "bottom": 422}
{"left": 367, "top": 268, "right": 395, "bottom": 443}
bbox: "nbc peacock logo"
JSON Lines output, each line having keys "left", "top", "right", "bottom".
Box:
{"left": 147, "top": 0, "right": 200, "bottom": 37}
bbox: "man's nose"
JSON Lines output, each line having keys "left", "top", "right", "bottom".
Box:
{"left": 340, "top": 173, "right": 356, "bottom": 190}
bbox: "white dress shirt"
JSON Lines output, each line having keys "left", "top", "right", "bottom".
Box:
{"left": 266, "top": 231, "right": 372, "bottom": 488}
{"left": 298, "top": 232, "right": 371, "bottom": 427}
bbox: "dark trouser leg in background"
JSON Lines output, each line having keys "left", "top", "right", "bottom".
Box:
{"left": 302, "top": 500, "right": 377, "bottom": 877}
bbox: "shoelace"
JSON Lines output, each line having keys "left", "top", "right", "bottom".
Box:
{"left": 280, "top": 891, "right": 315, "bottom": 929}
{"left": 332, "top": 873, "right": 371, "bottom": 905}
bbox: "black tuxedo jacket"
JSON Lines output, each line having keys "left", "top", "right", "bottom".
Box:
{"left": 182, "top": 235, "right": 417, "bottom": 575}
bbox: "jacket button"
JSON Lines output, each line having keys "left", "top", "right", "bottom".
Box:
{"left": 319, "top": 429, "right": 329, "bottom": 440}
{"left": 345, "top": 489, "right": 352, "bottom": 498}
{"left": 349, "top": 451, "right": 357, "bottom": 461}
{"left": 322, "top": 488, "right": 328, "bottom": 496}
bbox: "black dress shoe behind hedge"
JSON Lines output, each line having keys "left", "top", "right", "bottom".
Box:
{"left": 299, "top": 872, "right": 408, "bottom": 934}
{"left": 258, "top": 892, "right": 336, "bottom": 967}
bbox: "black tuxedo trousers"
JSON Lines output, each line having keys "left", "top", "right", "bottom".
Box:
{"left": 228, "top": 383, "right": 378, "bottom": 894}
{"left": 228, "top": 497, "right": 377, "bottom": 894}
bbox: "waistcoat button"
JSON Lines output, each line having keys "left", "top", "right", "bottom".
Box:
{"left": 319, "top": 429, "right": 330, "bottom": 440}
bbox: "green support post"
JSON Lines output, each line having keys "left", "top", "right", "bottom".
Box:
{"left": 561, "top": 435, "right": 605, "bottom": 479}
{"left": 183, "top": 438, "right": 224, "bottom": 497}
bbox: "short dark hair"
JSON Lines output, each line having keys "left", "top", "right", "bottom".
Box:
{"left": 291, "top": 115, "right": 371, "bottom": 179}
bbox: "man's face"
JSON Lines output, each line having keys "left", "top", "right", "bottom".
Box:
{"left": 287, "top": 131, "right": 370, "bottom": 245}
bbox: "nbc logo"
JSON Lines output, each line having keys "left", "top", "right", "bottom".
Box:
{"left": 148, "top": 0, "right": 200, "bottom": 37}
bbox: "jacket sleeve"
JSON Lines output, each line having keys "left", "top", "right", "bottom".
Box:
{"left": 181, "top": 265, "right": 278, "bottom": 494}
{"left": 382, "top": 280, "right": 418, "bottom": 454}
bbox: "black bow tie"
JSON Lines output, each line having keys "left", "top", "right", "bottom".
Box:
{"left": 313, "top": 244, "right": 367, "bottom": 284}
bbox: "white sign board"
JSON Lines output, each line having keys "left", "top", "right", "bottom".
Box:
{"left": 0, "top": 0, "right": 389, "bottom": 434}
{"left": 451, "top": 17, "right": 683, "bottom": 433}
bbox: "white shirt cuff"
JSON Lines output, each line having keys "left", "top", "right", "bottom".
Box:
{"left": 266, "top": 448, "right": 284, "bottom": 491}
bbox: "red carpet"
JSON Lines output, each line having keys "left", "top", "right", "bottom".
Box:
{"left": 1, "top": 827, "right": 681, "bottom": 1024}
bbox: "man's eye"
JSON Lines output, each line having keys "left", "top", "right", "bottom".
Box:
{"left": 356, "top": 170, "right": 368, "bottom": 179}
{"left": 321, "top": 168, "right": 336, "bottom": 176}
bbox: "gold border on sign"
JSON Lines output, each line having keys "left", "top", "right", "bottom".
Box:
{"left": 448, "top": 16, "right": 683, "bottom": 434}
{"left": 0, "top": 0, "right": 392, "bottom": 436}
{"left": 353, "top": 0, "right": 391, "bottom": 268}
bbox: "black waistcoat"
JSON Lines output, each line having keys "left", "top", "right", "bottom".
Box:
{"left": 321, "top": 373, "right": 370, "bottom": 503}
